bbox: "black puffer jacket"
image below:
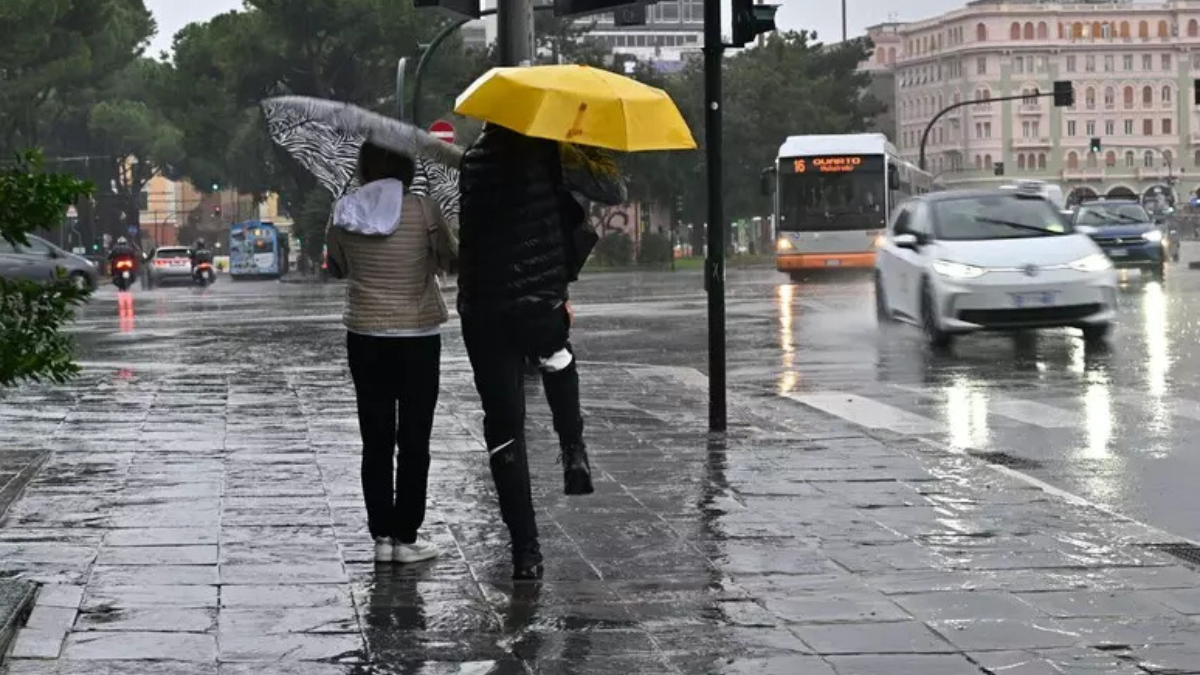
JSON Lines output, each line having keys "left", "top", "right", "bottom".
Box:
{"left": 457, "top": 125, "right": 569, "bottom": 319}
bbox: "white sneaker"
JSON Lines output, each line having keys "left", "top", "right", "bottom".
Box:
{"left": 393, "top": 538, "right": 439, "bottom": 564}
{"left": 374, "top": 537, "right": 395, "bottom": 563}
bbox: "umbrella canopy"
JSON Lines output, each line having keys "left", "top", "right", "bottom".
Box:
{"left": 260, "top": 96, "right": 462, "bottom": 219}
{"left": 454, "top": 65, "right": 696, "bottom": 153}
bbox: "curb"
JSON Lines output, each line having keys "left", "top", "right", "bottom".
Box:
{"left": 0, "top": 579, "right": 36, "bottom": 665}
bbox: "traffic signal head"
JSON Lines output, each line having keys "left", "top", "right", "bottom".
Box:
{"left": 1053, "top": 80, "right": 1074, "bottom": 107}
{"left": 1090, "top": 137, "right": 1102, "bottom": 153}
{"left": 413, "top": 0, "right": 480, "bottom": 19}
{"left": 211, "top": 182, "right": 220, "bottom": 192}
{"left": 613, "top": 3, "right": 647, "bottom": 26}
{"left": 993, "top": 161, "right": 1005, "bottom": 176}
{"left": 731, "top": 0, "right": 778, "bottom": 47}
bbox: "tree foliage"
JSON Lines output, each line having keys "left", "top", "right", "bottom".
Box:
{"left": 0, "top": 151, "right": 93, "bottom": 387}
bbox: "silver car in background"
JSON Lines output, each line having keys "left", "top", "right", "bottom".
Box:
{"left": 148, "top": 247, "right": 195, "bottom": 286}
{"left": 0, "top": 235, "right": 99, "bottom": 290}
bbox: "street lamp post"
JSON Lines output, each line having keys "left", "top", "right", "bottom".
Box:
{"left": 919, "top": 87, "right": 1072, "bottom": 172}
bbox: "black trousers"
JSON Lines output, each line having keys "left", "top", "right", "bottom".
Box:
{"left": 347, "top": 332, "right": 441, "bottom": 542}
{"left": 462, "top": 305, "right": 583, "bottom": 549}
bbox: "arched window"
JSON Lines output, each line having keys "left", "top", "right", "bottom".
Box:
{"left": 1124, "top": 86, "right": 1135, "bottom": 109}
{"left": 876, "top": 49, "right": 885, "bottom": 64}
{"left": 1018, "top": 154, "right": 1027, "bottom": 170}
{"left": 1190, "top": 19, "right": 1199, "bottom": 37}
{"left": 953, "top": 91, "right": 961, "bottom": 104}
{"left": 977, "top": 23, "right": 988, "bottom": 41}
{"left": 1086, "top": 86, "right": 1097, "bottom": 109}
{"left": 1073, "top": 22, "right": 1085, "bottom": 38}
{"left": 984, "top": 154, "right": 993, "bottom": 168}
{"left": 1067, "top": 151, "right": 1079, "bottom": 169}
{"left": 1144, "top": 85, "right": 1154, "bottom": 106}
{"left": 1106, "top": 151, "right": 1117, "bottom": 167}
{"left": 1194, "top": 149, "right": 1200, "bottom": 167}
{"left": 1163, "top": 85, "right": 1172, "bottom": 104}
{"left": 1104, "top": 86, "right": 1115, "bottom": 108}
{"left": 1126, "top": 151, "right": 1136, "bottom": 167}
{"left": 1092, "top": 21, "right": 1103, "bottom": 39}
{"left": 1120, "top": 21, "right": 1130, "bottom": 38}
{"left": 1139, "top": 20, "right": 1150, "bottom": 38}
{"left": 1058, "top": 23, "right": 1065, "bottom": 39}
{"left": 888, "top": 47, "right": 896, "bottom": 63}
{"left": 1144, "top": 150, "right": 1156, "bottom": 167}
{"left": 975, "top": 155, "right": 983, "bottom": 170}
{"left": 1038, "top": 153, "right": 1047, "bottom": 169}
{"left": 1011, "top": 22, "right": 1022, "bottom": 40}
{"left": 1159, "top": 20, "right": 1170, "bottom": 38}
{"left": 1037, "top": 22, "right": 1048, "bottom": 39}
{"left": 1024, "top": 22, "right": 1035, "bottom": 40}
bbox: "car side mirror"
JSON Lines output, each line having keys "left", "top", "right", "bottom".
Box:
{"left": 894, "top": 233, "right": 920, "bottom": 250}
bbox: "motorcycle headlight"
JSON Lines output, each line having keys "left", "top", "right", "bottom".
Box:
{"left": 1069, "top": 253, "right": 1114, "bottom": 273}
{"left": 1143, "top": 230, "right": 1163, "bottom": 243}
{"left": 932, "top": 259, "right": 986, "bottom": 279}
{"left": 776, "top": 238, "right": 794, "bottom": 252}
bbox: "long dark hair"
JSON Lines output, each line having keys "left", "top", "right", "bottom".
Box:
{"left": 358, "top": 141, "right": 415, "bottom": 186}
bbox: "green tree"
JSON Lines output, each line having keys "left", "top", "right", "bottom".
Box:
{"left": 0, "top": 151, "right": 93, "bottom": 386}
{"left": 534, "top": 13, "right": 609, "bottom": 66}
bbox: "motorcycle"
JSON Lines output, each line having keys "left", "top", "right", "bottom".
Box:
{"left": 193, "top": 261, "right": 216, "bottom": 287}
{"left": 112, "top": 257, "right": 136, "bottom": 291}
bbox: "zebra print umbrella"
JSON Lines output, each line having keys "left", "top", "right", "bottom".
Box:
{"left": 260, "top": 96, "right": 461, "bottom": 220}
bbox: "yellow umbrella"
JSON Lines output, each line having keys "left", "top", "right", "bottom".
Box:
{"left": 454, "top": 64, "right": 697, "bottom": 153}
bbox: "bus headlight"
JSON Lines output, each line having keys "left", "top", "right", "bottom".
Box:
{"left": 776, "top": 238, "right": 794, "bottom": 253}
{"left": 873, "top": 234, "right": 885, "bottom": 248}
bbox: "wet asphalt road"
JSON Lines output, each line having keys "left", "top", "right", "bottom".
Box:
{"left": 67, "top": 243, "right": 1200, "bottom": 548}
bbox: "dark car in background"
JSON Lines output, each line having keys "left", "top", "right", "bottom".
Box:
{"left": 0, "top": 234, "right": 99, "bottom": 290}
{"left": 1072, "top": 200, "right": 1167, "bottom": 280}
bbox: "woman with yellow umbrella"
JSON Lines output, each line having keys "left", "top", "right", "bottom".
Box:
{"left": 453, "top": 64, "right": 695, "bottom": 581}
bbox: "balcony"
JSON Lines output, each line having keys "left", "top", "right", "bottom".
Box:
{"left": 1137, "top": 166, "right": 1179, "bottom": 180}
{"left": 1017, "top": 104, "right": 1044, "bottom": 116}
{"left": 1061, "top": 167, "right": 1105, "bottom": 181}
{"left": 1011, "top": 137, "right": 1051, "bottom": 149}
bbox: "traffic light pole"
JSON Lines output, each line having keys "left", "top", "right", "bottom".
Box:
{"left": 498, "top": 0, "right": 535, "bottom": 66}
{"left": 704, "top": 0, "right": 726, "bottom": 432}
{"left": 919, "top": 90, "right": 1058, "bottom": 172}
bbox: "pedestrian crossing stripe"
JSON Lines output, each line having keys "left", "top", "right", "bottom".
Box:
{"left": 785, "top": 392, "right": 944, "bottom": 435}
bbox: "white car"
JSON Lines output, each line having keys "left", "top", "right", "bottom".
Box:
{"left": 874, "top": 190, "right": 1118, "bottom": 348}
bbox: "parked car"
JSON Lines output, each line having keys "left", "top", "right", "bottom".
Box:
{"left": 0, "top": 234, "right": 98, "bottom": 290}
{"left": 147, "top": 247, "right": 195, "bottom": 286}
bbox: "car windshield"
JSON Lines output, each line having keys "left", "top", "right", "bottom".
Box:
{"left": 1074, "top": 203, "right": 1151, "bottom": 226}
{"left": 155, "top": 248, "right": 191, "bottom": 259}
{"left": 931, "top": 195, "right": 1072, "bottom": 241}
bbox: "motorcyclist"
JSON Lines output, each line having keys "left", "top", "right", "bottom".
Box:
{"left": 191, "top": 238, "right": 214, "bottom": 268}
{"left": 107, "top": 237, "right": 139, "bottom": 274}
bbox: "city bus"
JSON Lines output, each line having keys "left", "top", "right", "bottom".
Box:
{"left": 765, "top": 133, "right": 936, "bottom": 275}
{"left": 229, "top": 220, "right": 289, "bottom": 279}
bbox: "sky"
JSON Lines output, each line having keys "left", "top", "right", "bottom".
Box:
{"left": 144, "top": 0, "right": 966, "bottom": 57}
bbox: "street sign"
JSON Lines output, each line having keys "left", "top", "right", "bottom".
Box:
{"left": 66, "top": 206, "right": 77, "bottom": 219}
{"left": 429, "top": 120, "right": 456, "bottom": 144}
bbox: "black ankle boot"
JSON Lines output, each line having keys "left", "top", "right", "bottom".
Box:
{"left": 560, "top": 442, "right": 594, "bottom": 496}
{"left": 512, "top": 542, "right": 544, "bottom": 581}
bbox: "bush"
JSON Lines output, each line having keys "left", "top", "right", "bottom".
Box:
{"left": 637, "top": 231, "right": 673, "bottom": 265}
{"left": 594, "top": 231, "right": 633, "bottom": 267}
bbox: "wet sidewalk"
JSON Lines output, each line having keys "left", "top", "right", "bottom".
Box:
{"left": 3, "top": 360, "right": 1200, "bottom": 674}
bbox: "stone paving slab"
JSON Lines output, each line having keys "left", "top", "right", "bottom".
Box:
{"left": 1, "top": 360, "right": 1200, "bottom": 673}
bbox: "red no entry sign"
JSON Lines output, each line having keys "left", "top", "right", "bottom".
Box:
{"left": 429, "top": 120, "right": 455, "bottom": 144}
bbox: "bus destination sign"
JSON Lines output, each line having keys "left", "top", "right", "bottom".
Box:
{"left": 793, "top": 156, "right": 867, "bottom": 174}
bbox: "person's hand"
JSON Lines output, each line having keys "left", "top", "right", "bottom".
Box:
{"left": 565, "top": 301, "right": 574, "bottom": 326}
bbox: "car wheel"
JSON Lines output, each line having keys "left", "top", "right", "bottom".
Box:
{"left": 69, "top": 272, "right": 92, "bottom": 291}
{"left": 921, "top": 280, "right": 953, "bottom": 349}
{"left": 874, "top": 273, "right": 894, "bottom": 324}
{"left": 1082, "top": 322, "right": 1111, "bottom": 343}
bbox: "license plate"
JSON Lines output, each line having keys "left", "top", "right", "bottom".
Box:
{"left": 825, "top": 259, "right": 841, "bottom": 267}
{"left": 1011, "top": 292, "right": 1057, "bottom": 308}
{"left": 1108, "top": 248, "right": 1128, "bottom": 257}
{"left": 121, "top": 272, "right": 130, "bottom": 279}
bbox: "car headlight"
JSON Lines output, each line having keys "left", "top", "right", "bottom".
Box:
{"left": 1069, "top": 253, "right": 1114, "bottom": 272}
{"left": 776, "top": 238, "right": 794, "bottom": 252}
{"left": 932, "top": 259, "right": 986, "bottom": 279}
{"left": 1143, "top": 230, "right": 1163, "bottom": 243}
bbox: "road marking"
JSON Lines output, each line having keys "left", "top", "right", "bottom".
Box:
{"left": 987, "top": 398, "right": 1078, "bottom": 428}
{"left": 786, "top": 392, "right": 943, "bottom": 435}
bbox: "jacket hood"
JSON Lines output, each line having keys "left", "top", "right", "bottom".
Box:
{"left": 333, "top": 178, "right": 405, "bottom": 235}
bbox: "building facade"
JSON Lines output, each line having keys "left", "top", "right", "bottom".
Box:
{"left": 588, "top": 0, "right": 703, "bottom": 68}
{"left": 862, "top": 22, "right": 904, "bottom": 142}
{"left": 889, "top": 0, "right": 1200, "bottom": 201}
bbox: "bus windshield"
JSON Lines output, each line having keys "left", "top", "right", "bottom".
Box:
{"left": 778, "top": 155, "right": 887, "bottom": 232}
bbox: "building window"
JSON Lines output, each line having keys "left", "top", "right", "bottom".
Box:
{"left": 1143, "top": 54, "right": 1153, "bottom": 70}
{"left": 1124, "top": 86, "right": 1135, "bottom": 109}
{"left": 977, "top": 23, "right": 987, "bottom": 41}
{"left": 1086, "top": 86, "right": 1097, "bottom": 109}
{"left": 1159, "top": 20, "right": 1169, "bottom": 38}
{"left": 1014, "top": 56, "right": 1024, "bottom": 74}
{"left": 984, "top": 122, "right": 992, "bottom": 138}
{"left": 1163, "top": 54, "right": 1173, "bottom": 70}
{"left": 1086, "top": 55, "right": 1096, "bottom": 72}
{"left": 1105, "top": 86, "right": 1115, "bottom": 109}
{"left": 1126, "top": 150, "right": 1136, "bottom": 166}
{"left": 1163, "top": 118, "right": 1173, "bottom": 134}
{"left": 1143, "top": 85, "right": 1154, "bottom": 106}
{"left": 1106, "top": 120, "right": 1115, "bottom": 135}
{"left": 1067, "top": 120, "right": 1078, "bottom": 136}
{"left": 1120, "top": 21, "right": 1131, "bottom": 38}
{"left": 1067, "top": 151, "right": 1079, "bottom": 169}
{"left": 1124, "top": 54, "right": 1134, "bottom": 71}
{"left": 1010, "top": 22, "right": 1021, "bottom": 40}
{"left": 1163, "top": 85, "right": 1173, "bottom": 105}
{"left": 1086, "top": 120, "right": 1096, "bottom": 136}
{"left": 1125, "top": 119, "right": 1134, "bottom": 135}
{"left": 1191, "top": 19, "right": 1199, "bottom": 37}
{"left": 1018, "top": 154, "right": 1027, "bottom": 170}
{"left": 1104, "top": 55, "right": 1114, "bottom": 72}
{"left": 1195, "top": 150, "right": 1200, "bottom": 167}
{"left": 1144, "top": 119, "right": 1154, "bottom": 135}
{"left": 1106, "top": 151, "right": 1117, "bottom": 167}
{"left": 1038, "top": 22, "right": 1048, "bottom": 39}
{"left": 1139, "top": 21, "right": 1150, "bottom": 39}
{"left": 1065, "top": 55, "right": 1076, "bottom": 72}
{"left": 1144, "top": 150, "right": 1155, "bottom": 166}
{"left": 1038, "top": 153, "right": 1047, "bottom": 169}
{"left": 984, "top": 154, "right": 993, "bottom": 169}
{"left": 1024, "top": 22, "right": 1035, "bottom": 40}
{"left": 975, "top": 155, "right": 982, "bottom": 170}
{"left": 1022, "top": 121, "right": 1032, "bottom": 137}
{"left": 977, "top": 57, "right": 987, "bottom": 74}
